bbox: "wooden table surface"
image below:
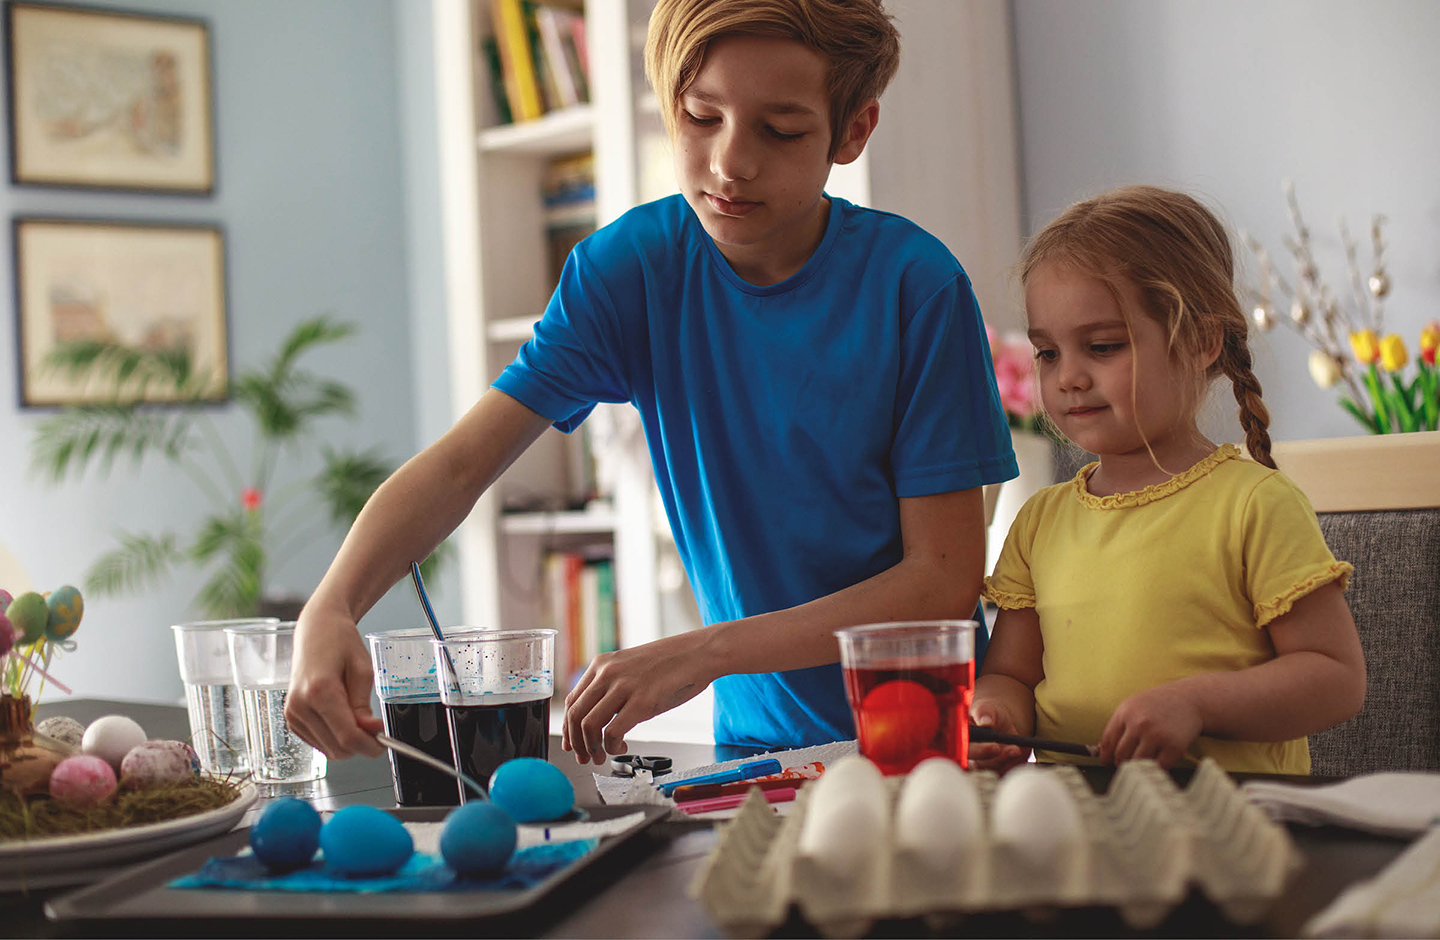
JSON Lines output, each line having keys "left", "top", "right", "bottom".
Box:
{"left": 2, "top": 698, "right": 1414, "bottom": 938}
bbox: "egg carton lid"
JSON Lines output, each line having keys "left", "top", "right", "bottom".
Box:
{"left": 690, "top": 758, "right": 1303, "bottom": 937}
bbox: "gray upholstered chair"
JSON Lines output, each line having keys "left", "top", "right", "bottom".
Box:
{"left": 1310, "top": 508, "right": 1440, "bottom": 775}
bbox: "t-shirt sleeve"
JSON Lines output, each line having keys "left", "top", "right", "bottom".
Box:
{"left": 890, "top": 272, "right": 1018, "bottom": 496}
{"left": 1242, "top": 472, "right": 1354, "bottom": 627}
{"left": 492, "top": 243, "right": 632, "bottom": 433}
{"left": 982, "top": 492, "right": 1041, "bottom": 609}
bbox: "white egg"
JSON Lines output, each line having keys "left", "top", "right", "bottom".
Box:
{"left": 81, "top": 715, "right": 148, "bottom": 771}
{"left": 797, "top": 754, "right": 887, "bottom": 880}
{"left": 989, "top": 765, "right": 1083, "bottom": 866}
{"left": 895, "top": 757, "right": 982, "bottom": 870}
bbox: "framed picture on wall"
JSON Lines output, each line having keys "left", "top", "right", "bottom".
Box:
{"left": 13, "top": 217, "right": 229, "bottom": 407}
{"left": 4, "top": 2, "right": 215, "bottom": 193}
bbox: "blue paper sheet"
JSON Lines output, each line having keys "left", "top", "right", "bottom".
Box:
{"left": 170, "top": 839, "right": 598, "bottom": 893}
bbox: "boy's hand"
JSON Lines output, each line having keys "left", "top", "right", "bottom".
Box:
{"left": 968, "top": 699, "right": 1031, "bottom": 773}
{"left": 1097, "top": 684, "right": 1202, "bottom": 769}
{"left": 562, "top": 631, "right": 714, "bottom": 765}
{"left": 285, "top": 605, "right": 384, "bottom": 760}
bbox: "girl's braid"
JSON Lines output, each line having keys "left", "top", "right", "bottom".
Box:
{"left": 1220, "top": 330, "right": 1275, "bottom": 469}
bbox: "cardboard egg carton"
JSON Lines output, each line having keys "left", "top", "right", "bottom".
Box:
{"left": 691, "top": 758, "right": 1301, "bottom": 938}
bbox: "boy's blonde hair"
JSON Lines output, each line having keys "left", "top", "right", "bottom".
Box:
{"left": 644, "top": 0, "right": 900, "bottom": 161}
{"left": 1021, "top": 185, "right": 1276, "bottom": 469}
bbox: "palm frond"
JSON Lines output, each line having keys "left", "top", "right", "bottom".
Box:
{"left": 315, "top": 448, "right": 392, "bottom": 525}
{"left": 272, "top": 316, "right": 355, "bottom": 377}
{"left": 191, "top": 511, "right": 264, "bottom": 563}
{"left": 85, "top": 532, "right": 185, "bottom": 597}
{"left": 41, "top": 340, "right": 207, "bottom": 400}
{"left": 30, "top": 406, "right": 196, "bottom": 481}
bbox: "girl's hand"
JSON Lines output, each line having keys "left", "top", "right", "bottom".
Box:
{"left": 968, "top": 699, "right": 1031, "bottom": 773}
{"left": 1097, "top": 684, "right": 1203, "bottom": 769}
{"left": 562, "top": 631, "right": 716, "bottom": 765}
{"left": 285, "top": 604, "right": 384, "bottom": 760}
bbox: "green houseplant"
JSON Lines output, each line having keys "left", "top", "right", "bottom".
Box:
{"left": 29, "top": 315, "right": 444, "bottom": 619}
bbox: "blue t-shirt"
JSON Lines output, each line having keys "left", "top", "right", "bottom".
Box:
{"left": 494, "top": 194, "right": 1017, "bottom": 748}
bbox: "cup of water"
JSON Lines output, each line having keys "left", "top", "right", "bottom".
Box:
{"left": 367, "top": 626, "right": 461, "bottom": 806}
{"left": 432, "top": 629, "right": 555, "bottom": 802}
{"left": 224, "top": 621, "right": 327, "bottom": 784}
{"left": 172, "top": 618, "right": 279, "bottom": 775}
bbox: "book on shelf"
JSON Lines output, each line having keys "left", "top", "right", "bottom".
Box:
{"left": 541, "top": 546, "right": 618, "bottom": 693}
{"left": 485, "top": 0, "right": 590, "bottom": 126}
{"left": 543, "top": 151, "right": 597, "bottom": 285}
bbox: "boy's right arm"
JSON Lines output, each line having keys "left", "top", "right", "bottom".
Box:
{"left": 970, "top": 605, "right": 1044, "bottom": 773}
{"left": 285, "top": 389, "right": 553, "bottom": 759}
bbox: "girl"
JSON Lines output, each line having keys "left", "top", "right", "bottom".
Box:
{"left": 971, "top": 185, "right": 1366, "bottom": 774}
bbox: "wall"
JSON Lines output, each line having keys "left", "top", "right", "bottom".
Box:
{"left": 0, "top": 0, "right": 435, "bottom": 703}
{"left": 1012, "top": 0, "right": 1440, "bottom": 443}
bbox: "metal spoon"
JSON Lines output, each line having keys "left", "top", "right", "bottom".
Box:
{"left": 375, "top": 732, "right": 487, "bottom": 799}
{"left": 410, "top": 560, "right": 461, "bottom": 691}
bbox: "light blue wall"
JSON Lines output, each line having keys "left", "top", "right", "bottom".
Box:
{"left": 1013, "top": 0, "right": 1440, "bottom": 443}
{"left": 0, "top": 0, "right": 448, "bottom": 703}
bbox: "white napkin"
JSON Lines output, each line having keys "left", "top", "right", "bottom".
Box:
{"left": 1242, "top": 773, "right": 1440, "bottom": 838}
{"left": 1304, "top": 824, "right": 1440, "bottom": 937}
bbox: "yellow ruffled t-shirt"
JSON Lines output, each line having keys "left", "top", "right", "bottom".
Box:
{"left": 983, "top": 444, "right": 1352, "bottom": 775}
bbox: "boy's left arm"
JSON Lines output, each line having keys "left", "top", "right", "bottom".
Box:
{"left": 1097, "top": 580, "right": 1366, "bottom": 767}
{"left": 562, "top": 487, "right": 988, "bottom": 763}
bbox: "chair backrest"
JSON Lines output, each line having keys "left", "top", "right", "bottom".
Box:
{"left": 1309, "top": 507, "right": 1440, "bottom": 775}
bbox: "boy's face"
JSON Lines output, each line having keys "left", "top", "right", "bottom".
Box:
{"left": 1025, "top": 261, "right": 1196, "bottom": 462}
{"left": 674, "top": 35, "right": 875, "bottom": 286}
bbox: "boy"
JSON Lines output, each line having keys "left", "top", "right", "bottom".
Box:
{"left": 286, "top": 0, "right": 1016, "bottom": 765}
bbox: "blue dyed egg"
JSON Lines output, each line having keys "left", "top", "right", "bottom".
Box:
{"left": 44, "top": 585, "right": 83, "bottom": 639}
{"left": 320, "top": 805, "right": 413, "bottom": 877}
{"left": 440, "top": 801, "right": 517, "bottom": 876}
{"left": 249, "top": 797, "right": 321, "bottom": 871}
{"left": 488, "top": 757, "right": 575, "bottom": 823}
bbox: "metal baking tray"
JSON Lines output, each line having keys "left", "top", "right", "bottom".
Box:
{"left": 45, "top": 804, "right": 671, "bottom": 936}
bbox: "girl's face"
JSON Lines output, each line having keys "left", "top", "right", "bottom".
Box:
{"left": 1025, "top": 261, "right": 1198, "bottom": 463}
{"left": 673, "top": 35, "right": 874, "bottom": 286}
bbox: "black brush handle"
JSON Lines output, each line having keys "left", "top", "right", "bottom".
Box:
{"left": 970, "top": 724, "right": 1098, "bottom": 757}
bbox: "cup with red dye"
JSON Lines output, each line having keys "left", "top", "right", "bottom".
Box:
{"left": 835, "top": 620, "right": 978, "bottom": 775}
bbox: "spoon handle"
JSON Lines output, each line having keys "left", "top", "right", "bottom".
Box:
{"left": 969, "top": 725, "right": 1099, "bottom": 757}
{"left": 375, "top": 733, "right": 487, "bottom": 799}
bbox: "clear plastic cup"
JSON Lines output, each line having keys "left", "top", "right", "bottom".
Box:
{"left": 835, "top": 620, "right": 978, "bottom": 775}
{"left": 432, "top": 629, "right": 555, "bottom": 802}
{"left": 367, "top": 626, "right": 461, "bottom": 806}
{"left": 172, "top": 618, "right": 279, "bottom": 775}
{"left": 224, "top": 621, "right": 327, "bottom": 784}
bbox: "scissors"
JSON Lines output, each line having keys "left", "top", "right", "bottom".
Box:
{"left": 610, "top": 754, "right": 673, "bottom": 778}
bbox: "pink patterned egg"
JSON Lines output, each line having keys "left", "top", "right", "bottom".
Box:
{"left": 120, "top": 740, "right": 198, "bottom": 789}
{"left": 49, "top": 755, "right": 118, "bottom": 807}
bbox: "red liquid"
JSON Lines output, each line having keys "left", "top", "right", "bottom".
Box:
{"left": 842, "top": 660, "right": 974, "bottom": 774}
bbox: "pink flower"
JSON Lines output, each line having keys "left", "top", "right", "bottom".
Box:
{"left": 240, "top": 487, "right": 263, "bottom": 512}
{"left": 988, "top": 328, "right": 1039, "bottom": 423}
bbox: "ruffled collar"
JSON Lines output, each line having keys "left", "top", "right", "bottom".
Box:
{"left": 1071, "top": 443, "right": 1242, "bottom": 510}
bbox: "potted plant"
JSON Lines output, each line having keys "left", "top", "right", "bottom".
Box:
{"left": 29, "top": 315, "right": 445, "bottom": 620}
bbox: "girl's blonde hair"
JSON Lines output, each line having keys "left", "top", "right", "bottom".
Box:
{"left": 644, "top": 0, "right": 900, "bottom": 161}
{"left": 1020, "top": 185, "right": 1275, "bottom": 469}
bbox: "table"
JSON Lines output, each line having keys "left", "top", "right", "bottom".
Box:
{"left": 3, "top": 699, "right": 1414, "bottom": 938}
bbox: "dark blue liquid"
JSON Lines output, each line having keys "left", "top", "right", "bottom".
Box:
{"left": 380, "top": 697, "right": 461, "bottom": 806}
{"left": 445, "top": 696, "right": 550, "bottom": 802}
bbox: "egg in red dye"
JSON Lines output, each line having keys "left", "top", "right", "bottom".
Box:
{"left": 857, "top": 679, "right": 940, "bottom": 764}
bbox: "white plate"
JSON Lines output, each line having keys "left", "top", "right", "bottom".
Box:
{"left": 0, "top": 782, "right": 258, "bottom": 891}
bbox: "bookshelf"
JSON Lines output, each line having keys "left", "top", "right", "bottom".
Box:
{"left": 427, "top": 0, "right": 1024, "bottom": 743}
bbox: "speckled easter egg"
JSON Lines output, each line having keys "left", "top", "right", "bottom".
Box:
{"left": 6, "top": 592, "right": 47, "bottom": 644}
{"left": 81, "top": 715, "right": 148, "bottom": 770}
{"left": 250, "top": 797, "right": 322, "bottom": 871}
{"left": 49, "top": 755, "right": 118, "bottom": 807}
{"left": 120, "top": 740, "right": 197, "bottom": 789}
{"left": 440, "top": 801, "right": 517, "bottom": 876}
{"left": 487, "top": 758, "right": 574, "bottom": 823}
{"left": 0, "top": 610, "right": 13, "bottom": 658}
{"left": 44, "top": 585, "right": 83, "bottom": 640}
{"left": 320, "top": 805, "right": 413, "bottom": 877}
{"left": 35, "top": 715, "right": 85, "bottom": 749}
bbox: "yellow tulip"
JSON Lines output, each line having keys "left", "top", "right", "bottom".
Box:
{"left": 1422, "top": 320, "right": 1439, "bottom": 366}
{"left": 1379, "top": 334, "right": 1409, "bottom": 373}
{"left": 1349, "top": 329, "right": 1381, "bottom": 365}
